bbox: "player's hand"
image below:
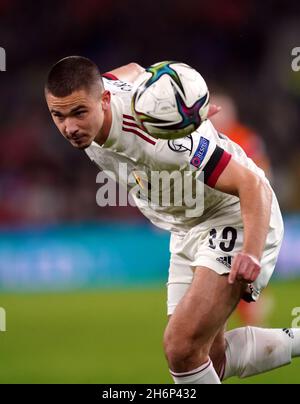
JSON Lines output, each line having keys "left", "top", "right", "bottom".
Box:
{"left": 228, "top": 252, "right": 261, "bottom": 285}
{"left": 207, "top": 104, "right": 221, "bottom": 118}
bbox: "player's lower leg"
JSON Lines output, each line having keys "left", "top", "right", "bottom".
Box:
{"left": 222, "top": 326, "right": 300, "bottom": 380}
{"left": 164, "top": 267, "right": 245, "bottom": 384}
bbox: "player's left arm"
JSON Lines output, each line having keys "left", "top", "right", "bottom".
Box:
{"left": 214, "top": 157, "right": 273, "bottom": 284}
{"left": 104, "top": 62, "right": 145, "bottom": 83}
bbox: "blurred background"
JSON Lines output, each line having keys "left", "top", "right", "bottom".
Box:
{"left": 0, "top": 0, "right": 300, "bottom": 384}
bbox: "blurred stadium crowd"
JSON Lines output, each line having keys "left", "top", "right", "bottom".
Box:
{"left": 0, "top": 0, "right": 299, "bottom": 226}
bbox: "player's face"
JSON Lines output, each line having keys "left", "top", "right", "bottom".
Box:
{"left": 46, "top": 88, "right": 110, "bottom": 149}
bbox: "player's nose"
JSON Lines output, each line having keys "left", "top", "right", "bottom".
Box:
{"left": 64, "top": 119, "right": 79, "bottom": 138}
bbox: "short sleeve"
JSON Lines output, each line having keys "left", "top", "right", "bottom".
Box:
{"left": 154, "top": 120, "right": 232, "bottom": 188}
{"left": 102, "top": 72, "right": 119, "bottom": 80}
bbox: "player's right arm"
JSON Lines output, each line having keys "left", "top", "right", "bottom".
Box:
{"left": 103, "top": 62, "right": 145, "bottom": 83}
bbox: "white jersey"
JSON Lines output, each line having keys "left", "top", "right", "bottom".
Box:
{"left": 85, "top": 75, "right": 268, "bottom": 235}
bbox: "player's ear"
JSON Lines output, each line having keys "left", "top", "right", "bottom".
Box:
{"left": 101, "top": 90, "right": 111, "bottom": 111}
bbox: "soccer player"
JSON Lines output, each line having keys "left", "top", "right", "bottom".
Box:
{"left": 45, "top": 56, "right": 300, "bottom": 384}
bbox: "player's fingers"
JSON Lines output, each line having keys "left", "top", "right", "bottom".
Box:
{"left": 230, "top": 252, "right": 261, "bottom": 284}
{"left": 236, "top": 259, "right": 250, "bottom": 281}
{"left": 240, "top": 261, "right": 260, "bottom": 283}
{"left": 228, "top": 255, "right": 241, "bottom": 284}
{"left": 228, "top": 269, "right": 237, "bottom": 284}
{"left": 207, "top": 104, "right": 221, "bottom": 118}
{"left": 247, "top": 265, "right": 261, "bottom": 283}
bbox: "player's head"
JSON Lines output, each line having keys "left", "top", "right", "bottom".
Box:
{"left": 45, "top": 56, "right": 111, "bottom": 149}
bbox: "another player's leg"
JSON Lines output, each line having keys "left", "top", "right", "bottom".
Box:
{"left": 163, "top": 266, "right": 246, "bottom": 384}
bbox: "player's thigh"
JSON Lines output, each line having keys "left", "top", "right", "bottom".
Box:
{"left": 167, "top": 266, "right": 246, "bottom": 342}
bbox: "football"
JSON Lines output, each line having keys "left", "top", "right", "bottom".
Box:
{"left": 131, "top": 61, "right": 209, "bottom": 140}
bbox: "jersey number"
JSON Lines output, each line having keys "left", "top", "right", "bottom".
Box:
{"left": 208, "top": 227, "right": 237, "bottom": 252}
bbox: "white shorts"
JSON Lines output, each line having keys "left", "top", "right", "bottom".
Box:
{"left": 167, "top": 193, "right": 284, "bottom": 315}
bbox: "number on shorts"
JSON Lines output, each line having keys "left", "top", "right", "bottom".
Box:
{"left": 208, "top": 228, "right": 217, "bottom": 249}
{"left": 208, "top": 227, "right": 237, "bottom": 252}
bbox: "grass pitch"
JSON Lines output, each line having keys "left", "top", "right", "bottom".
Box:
{"left": 0, "top": 279, "right": 299, "bottom": 384}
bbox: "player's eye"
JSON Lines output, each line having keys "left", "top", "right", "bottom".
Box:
{"left": 74, "top": 111, "right": 86, "bottom": 117}
{"left": 53, "top": 114, "right": 64, "bottom": 121}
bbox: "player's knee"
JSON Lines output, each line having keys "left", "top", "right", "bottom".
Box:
{"left": 163, "top": 330, "right": 210, "bottom": 371}
{"left": 164, "top": 338, "right": 208, "bottom": 371}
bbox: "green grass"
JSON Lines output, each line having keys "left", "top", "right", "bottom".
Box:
{"left": 0, "top": 280, "right": 299, "bottom": 384}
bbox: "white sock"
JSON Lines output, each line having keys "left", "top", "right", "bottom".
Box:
{"left": 223, "top": 327, "right": 299, "bottom": 380}
{"left": 286, "top": 328, "right": 300, "bottom": 357}
{"left": 170, "top": 359, "right": 221, "bottom": 384}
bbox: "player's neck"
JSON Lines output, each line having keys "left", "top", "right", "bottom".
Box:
{"left": 94, "top": 107, "right": 112, "bottom": 146}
